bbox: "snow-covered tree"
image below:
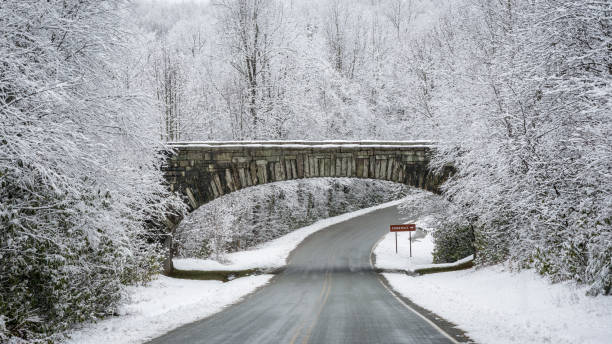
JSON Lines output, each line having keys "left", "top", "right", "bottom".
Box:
{"left": 420, "top": 0, "right": 611, "bottom": 295}
{"left": 0, "top": 0, "right": 183, "bottom": 340}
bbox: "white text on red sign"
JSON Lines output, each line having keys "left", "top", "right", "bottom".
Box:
{"left": 390, "top": 224, "right": 416, "bottom": 232}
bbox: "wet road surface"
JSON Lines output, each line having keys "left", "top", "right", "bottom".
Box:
{"left": 148, "top": 205, "right": 454, "bottom": 344}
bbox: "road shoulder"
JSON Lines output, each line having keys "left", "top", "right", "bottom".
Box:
{"left": 376, "top": 273, "right": 475, "bottom": 343}
{"left": 370, "top": 234, "right": 474, "bottom": 343}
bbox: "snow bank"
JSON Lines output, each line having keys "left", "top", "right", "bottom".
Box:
{"left": 373, "top": 219, "right": 474, "bottom": 273}
{"left": 175, "top": 198, "right": 407, "bottom": 272}
{"left": 383, "top": 267, "right": 612, "bottom": 344}
{"left": 375, "top": 224, "right": 611, "bottom": 344}
{"left": 64, "top": 275, "right": 272, "bottom": 344}
{"left": 373, "top": 229, "right": 436, "bottom": 271}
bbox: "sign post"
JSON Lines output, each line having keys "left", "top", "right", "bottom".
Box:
{"left": 390, "top": 224, "right": 416, "bottom": 257}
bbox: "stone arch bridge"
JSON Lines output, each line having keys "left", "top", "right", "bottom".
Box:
{"left": 163, "top": 141, "right": 451, "bottom": 211}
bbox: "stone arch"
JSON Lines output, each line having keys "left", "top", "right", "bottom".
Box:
{"left": 163, "top": 141, "right": 452, "bottom": 212}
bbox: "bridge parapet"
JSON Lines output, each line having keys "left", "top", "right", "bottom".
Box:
{"left": 164, "top": 141, "right": 448, "bottom": 210}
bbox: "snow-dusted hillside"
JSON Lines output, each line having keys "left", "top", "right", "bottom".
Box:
{"left": 175, "top": 178, "right": 414, "bottom": 260}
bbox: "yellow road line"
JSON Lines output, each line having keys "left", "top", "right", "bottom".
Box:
{"left": 301, "top": 266, "right": 333, "bottom": 344}
{"left": 288, "top": 323, "right": 304, "bottom": 344}
{"left": 289, "top": 270, "right": 331, "bottom": 344}
{"left": 301, "top": 273, "right": 332, "bottom": 344}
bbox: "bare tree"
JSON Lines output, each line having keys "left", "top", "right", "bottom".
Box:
{"left": 384, "top": 0, "right": 415, "bottom": 39}
{"left": 215, "top": 0, "right": 287, "bottom": 138}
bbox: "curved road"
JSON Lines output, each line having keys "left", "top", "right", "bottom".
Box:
{"left": 148, "top": 205, "right": 454, "bottom": 344}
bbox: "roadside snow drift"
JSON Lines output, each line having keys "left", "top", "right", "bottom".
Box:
{"left": 373, "top": 229, "right": 435, "bottom": 270}
{"left": 65, "top": 275, "right": 272, "bottom": 344}
{"left": 374, "top": 226, "right": 612, "bottom": 344}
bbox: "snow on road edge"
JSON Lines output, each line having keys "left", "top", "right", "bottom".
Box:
{"left": 384, "top": 269, "right": 612, "bottom": 344}
{"left": 174, "top": 198, "right": 406, "bottom": 272}
{"left": 65, "top": 275, "right": 273, "bottom": 344}
{"left": 373, "top": 229, "right": 435, "bottom": 270}
{"left": 375, "top": 227, "right": 612, "bottom": 344}
{"left": 381, "top": 269, "right": 611, "bottom": 344}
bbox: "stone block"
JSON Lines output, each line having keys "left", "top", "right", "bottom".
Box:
{"left": 249, "top": 163, "right": 257, "bottom": 185}
{"left": 291, "top": 160, "right": 298, "bottom": 180}
{"left": 275, "top": 162, "right": 285, "bottom": 181}
{"left": 232, "top": 156, "right": 250, "bottom": 163}
{"left": 210, "top": 180, "right": 219, "bottom": 198}
{"left": 214, "top": 174, "right": 224, "bottom": 196}
{"left": 310, "top": 156, "right": 317, "bottom": 176}
{"left": 386, "top": 159, "right": 394, "bottom": 180}
{"left": 185, "top": 187, "right": 197, "bottom": 209}
{"left": 285, "top": 160, "right": 293, "bottom": 179}
{"left": 238, "top": 168, "right": 247, "bottom": 188}
{"left": 257, "top": 163, "right": 268, "bottom": 184}
{"left": 187, "top": 151, "right": 201, "bottom": 160}
{"left": 225, "top": 169, "right": 235, "bottom": 191}
{"left": 392, "top": 161, "right": 401, "bottom": 182}
{"left": 214, "top": 152, "right": 232, "bottom": 161}
{"left": 297, "top": 155, "right": 304, "bottom": 178}
{"left": 303, "top": 155, "right": 310, "bottom": 178}
{"left": 402, "top": 155, "right": 415, "bottom": 162}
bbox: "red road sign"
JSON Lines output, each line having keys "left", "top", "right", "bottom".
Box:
{"left": 390, "top": 224, "right": 416, "bottom": 232}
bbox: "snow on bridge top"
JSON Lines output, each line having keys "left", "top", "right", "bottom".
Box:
{"left": 168, "top": 140, "right": 435, "bottom": 150}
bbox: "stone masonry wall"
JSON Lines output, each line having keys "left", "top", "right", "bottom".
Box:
{"left": 163, "top": 142, "right": 450, "bottom": 210}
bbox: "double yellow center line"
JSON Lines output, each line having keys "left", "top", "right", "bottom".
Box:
{"left": 289, "top": 269, "right": 333, "bottom": 344}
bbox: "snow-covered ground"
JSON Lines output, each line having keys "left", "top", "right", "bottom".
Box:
{"left": 384, "top": 269, "right": 612, "bottom": 344}
{"left": 174, "top": 198, "right": 407, "bottom": 272}
{"left": 373, "top": 229, "right": 473, "bottom": 272}
{"left": 376, "top": 231, "right": 612, "bottom": 344}
{"left": 373, "top": 227, "right": 435, "bottom": 270}
{"left": 64, "top": 275, "right": 272, "bottom": 344}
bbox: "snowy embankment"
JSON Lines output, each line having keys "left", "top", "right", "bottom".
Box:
{"left": 67, "top": 199, "right": 405, "bottom": 344}
{"left": 373, "top": 219, "right": 473, "bottom": 273}
{"left": 374, "top": 227, "right": 435, "bottom": 271}
{"left": 374, "top": 232, "right": 612, "bottom": 344}
{"left": 174, "top": 198, "right": 407, "bottom": 272}
{"left": 384, "top": 269, "right": 612, "bottom": 344}
{"left": 65, "top": 275, "right": 272, "bottom": 344}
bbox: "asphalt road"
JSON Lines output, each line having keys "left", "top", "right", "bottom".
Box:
{"left": 148, "top": 205, "right": 455, "bottom": 344}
